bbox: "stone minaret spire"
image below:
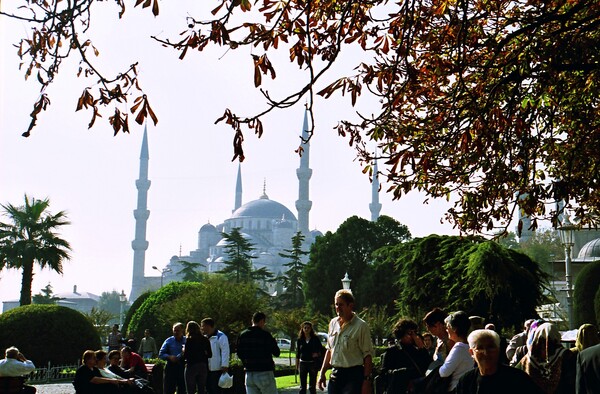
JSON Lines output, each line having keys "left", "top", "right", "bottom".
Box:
{"left": 295, "top": 109, "right": 313, "bottom": 234}
{"left": 130, "top": 125, "right": 151, "bottom": 301}
{"left": 369, "top": 158, "right": 382, "bottom": 222}
{"left": 234, "top": 163, "right": 242, "bottom": 212}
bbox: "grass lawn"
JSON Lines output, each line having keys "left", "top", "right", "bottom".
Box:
{"left": 276, "top": 370, "right": 331, "bottom": 389}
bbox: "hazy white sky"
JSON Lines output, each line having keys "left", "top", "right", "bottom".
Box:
{"left": 0, "top": 1, "right": 460, "bottom": 304}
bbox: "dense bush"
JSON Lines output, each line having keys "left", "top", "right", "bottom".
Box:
{"left": 574, "top": 261, "right": 600, "bottom": 327}
{"left": 122, "top": 290, "right": 153, "bottom": 334}
{"left": 0, "top": 305, "right": 101, "bottom": 365}
{"left": 128, "top": 281, "right": 201, "bottom": 344}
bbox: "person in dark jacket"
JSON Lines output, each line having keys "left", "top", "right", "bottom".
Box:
{"left": 183, "top": 320, "right": 212, "bottom": 394}
{"left": 296, "top": 321, "right": 325, "bottom": 394}
{"left": 236, "top": 312, "right": 280, "bottom": 394}
{"left": 380, "top": 318, "right": 432, "bottom": 393}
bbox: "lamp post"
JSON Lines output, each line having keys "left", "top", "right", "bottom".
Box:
{"left": 341, "top": 272, "right": 352, "bottom": 290}
{"left": 558, "top": 214, "right": 576, "bottom": 330}
{"left": 119, "top": 290, "right": 127, "bottom": 328}
{"left": 152, "top": 265, "right": 172, "bottom": 287}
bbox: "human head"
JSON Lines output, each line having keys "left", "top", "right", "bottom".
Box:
{"left": 299, "top": 321, "right": 316, "bottom": 339}
{"left": 529, "top": 322, "right": 562, "bottom": 360}
{"left": 252, "top": 312, "right": 267, "bottom": 328}
{"left": 334, "top": 289, "right": 355, "bottom": 320}
{"left": 467, "top": 329, "right": 500, "bottom": 376}
{"left": 144, "top": 329, "right": 151, "bottom": 337}
{"left": 469, "top": 316, "right": 485, "bottom": 330}
{"left": 95, "top": 350, "right": 108, "bottom": 368}
{"left": 108, "top": 350, "right": 121, "bottom": 366}
{"left": 186, "top": 321, "right": 202, "bottom": 338}
{"left": 82, "top": 350, "right": 97, "bottom": 367}
{"left": 121, "top": 346, "right": 132, "bottom": 358}
{"left": 5, "top": 347, "right": 19, "bottom": 359}
{"left": 393, "top": 318, "right": 419, "bottom": 346}
{"left": 422, "top": 332, "right": 434, "bottom": 349}
{"left": 112, "top": 324, "right": 119, "bottom": 332}
{"left": 446, "top": 311, "right": 471, "bottom": 339}
{"left": 201, "top": 318, "right": 216, "bottom": 336}
{"left": 485, "top": 323, "right": 496, "bottom": 331}
{"left": 173, "top": 322, "right": 185, "bottom": 339}
{"left": 575, "top": 323, "right": 600, "bottom": 352}
{"left": 423, "top": 308, "right": 449, "bottom": 338}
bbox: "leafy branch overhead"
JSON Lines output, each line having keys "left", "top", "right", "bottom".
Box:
{"left": 5, "top": 0, "right": 600, "bottom": 234}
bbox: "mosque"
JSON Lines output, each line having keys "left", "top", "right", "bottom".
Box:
{"left": 129, "top": 110, "right": 383, "bottom": 301}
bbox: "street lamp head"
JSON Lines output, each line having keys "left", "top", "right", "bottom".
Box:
{"left": 341, "top": 272, "right": 352, "bottom": 290}
{"left": 152, "top": 266, "right": 159, "bottom": 271}
{"left": 119, "top": 289, "right": 127, "bottom": 303}
{"left": 559, "top": 214, "right": 576, "bottom": 247}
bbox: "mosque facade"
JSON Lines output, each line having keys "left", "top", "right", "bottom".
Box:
{"left": 129, "top": 111, "right": 383, "bottom": 301}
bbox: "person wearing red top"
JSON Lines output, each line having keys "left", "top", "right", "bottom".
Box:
{"left": 120, "top": 346, "right": 148, "bottom": 379}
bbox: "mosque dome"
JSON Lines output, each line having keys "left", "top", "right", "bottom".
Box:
{"left": 199, "top": 223, "right": 217, "bottom": 233}
{"left": 577, "top": 238, "right": 600, "bottom": 259}
{"left": 231, "top": 196, "right": 297, "bottom": 221}
{"left": 311, "top": 229, "right": 324, "bottom": 238}
{"left": 216, "top": 232, "right": 254, "bottom": 247}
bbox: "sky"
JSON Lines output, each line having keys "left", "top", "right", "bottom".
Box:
{"left": 0, "top": 1, "right": 461, "bottom": 305}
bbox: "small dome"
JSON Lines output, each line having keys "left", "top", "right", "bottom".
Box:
{"left": 578, "top": 238, "right": 600, "bottom": 259}
{"left": 199, "top": 223, "right": 217, "bottom": 233}
{"left": 311, "top": 229, "right": 324, "bottom": 238}
{"left": 216, "top": 232, "right": 253, "bottom": 247}
{"left": 231, "top": 198, "right": 297, "bottom": 221}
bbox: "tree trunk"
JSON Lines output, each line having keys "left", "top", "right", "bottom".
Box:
{"left": 20, "top": 260, "right": 34, "bottom": 305}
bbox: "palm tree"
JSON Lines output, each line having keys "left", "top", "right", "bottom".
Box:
{"left": 0, "top": 195, "right": 71, "bottom": 305}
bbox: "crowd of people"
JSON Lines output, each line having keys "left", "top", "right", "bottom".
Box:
{"left": 3, "top": 292, "right": 600, "bottom": 394}
{"left": 376, "top": 308, "right": 600, "bottom": 394}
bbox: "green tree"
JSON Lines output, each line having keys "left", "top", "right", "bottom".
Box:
{"left": 358, "top": 305, "right": 392, "bottom": 346}
{"left": 97, "top": 290, "right": 126, "bottom": 319}
{"left": 388, "top": 235, "right": 549, "bottom": 331}
{"left": 271, "top": 308, "right": 313, "bottom": 365}
{"left": 304, "top": 215, "right": 410, "bottom": 315}
{"left": 0, "top": 195, "right": 71, "bottom": 306}
{"left": 573, "top": 261, "right": 600, "bottom": 327}
{"left": 32, "top": 282, "right": 61, "bottom": 304}
{"left": 518, "top": 230, "right": 563, "bottom": 273}
{"left": 279, "top": 232, "right": 309, "bottom": 309}
{"left": 177, "top": 260, "right": 205, "bottom": 282}
{"left": 218, "top": 228, "right": 256, "bottom": 283}
{"left": 7, "top": 1, "right": 600, "bottom": 233}
{"left": 161, "top": 276, "right": 268, "bottom": 338}
{"left": 85, "top": 307, "right": 116, "bottom": 342}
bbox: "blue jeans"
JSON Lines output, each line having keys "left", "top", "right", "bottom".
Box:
{"left": 245, "top": 371, "right": 277, "bottom": 394}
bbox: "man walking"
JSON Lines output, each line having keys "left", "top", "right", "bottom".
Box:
{"left": 236, "top": 312, "right": 280, "bottom": 394}
{"left": 107, "top": 324, "right": 123, "bottom": 352}
{"left": 159, "top": 322, "right": 186, "bottom": 394}
{"left": 0, "top": 347, "right": 36, "bottom": 394}
{"left": 201, "top": 318, "right": 230, "bottom": 394}
{"left": 318, "top": 289, "right": 374, "bottom": 394}
{"left": 138, "top": 329, "right": 158, "bottom": 359}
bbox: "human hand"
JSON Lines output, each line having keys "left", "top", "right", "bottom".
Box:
{"left": 318, "top": 373, "right": 327, "bottom": 391}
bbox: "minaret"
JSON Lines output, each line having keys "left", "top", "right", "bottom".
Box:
{"left": 130, "top": 125, "right": 151, "bottom": 301}
{"left": 234, "top": 163, "right": 242, "bottom": 212}
{"left": 295, "top": 109, "right": 313, "bottom": 235}
{"left": 369, "top": 159, "right": 382, "bottom": 221}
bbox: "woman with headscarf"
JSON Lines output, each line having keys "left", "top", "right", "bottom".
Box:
{"left": 570, "top": 323, "right": 600, "bottom": 354}
{"left": 517, "top": 322, "right": 575, "bottom": 394}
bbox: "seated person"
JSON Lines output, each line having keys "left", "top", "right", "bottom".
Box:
{"left": 120, "top": 347, "right": 148, "bottom": 379}
{"left": 74, "top": 350, "right": 130, "bottom": 394}
{"left": 107, "top": 350, "right": 131, "bottom": 379}
{"left": 382, "top": 319, "right": 432, "bottom": 393}
{"left": 0, "top": 346, "right": 36, "bottom": 394}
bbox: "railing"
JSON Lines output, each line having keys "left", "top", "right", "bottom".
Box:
{"left": 27, "top": 362, "right": 79, "bottom": 384}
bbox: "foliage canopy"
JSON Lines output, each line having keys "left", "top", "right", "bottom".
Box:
{"left": 0, "top": 305, "right": 101, "bottom": 365}
{"left": 5, "top": 1, "right": 600, "bottom": 232}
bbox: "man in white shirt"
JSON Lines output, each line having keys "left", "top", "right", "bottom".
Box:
{"left": 201, "top": 317, "right": 230, "bottom": 394}
{"left": 0, "top": 346, "right": 36, "bottom": 394}
{"left": 318, "top": 289, "right": 374, "bottom": 394}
